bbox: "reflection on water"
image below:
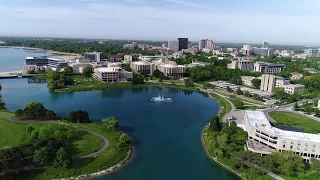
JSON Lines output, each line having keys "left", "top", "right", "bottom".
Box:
{"left": 28, "top": 78, "right": 47, "bottom": 84}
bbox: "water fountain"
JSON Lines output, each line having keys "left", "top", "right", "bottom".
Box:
{"left": 150, "top": 94, "right": 173, "bottom": 102}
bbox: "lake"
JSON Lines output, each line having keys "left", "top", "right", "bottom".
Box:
{"left": 0, "top": 48, "right": 52, "bottom": 72}
{"left": 0, "top": 78, "right": 240, "bottom": 180}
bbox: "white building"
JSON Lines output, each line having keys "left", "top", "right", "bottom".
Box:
{"left": 168, "top": 40, "right": 179, "bottom": 52}
{"left": 304, "top": 49, "right": 319, "bottom": 57}
{"left": 291, "top": 72, "right": 304, "bottom": 80}
{"left": 206, "top": 40, "right": 213, "bottom": 50}
{"left": 84, "top": 52, "right": 101, "bottom": 62}
{"left": 244, "top": 111, "right": 320, "bottom": 161}
{"left": 241, "top": 76, "right": 261, "bottom": 87}
{"left": 254, "top": 62, "right": 285, "bottom": 74}
{"left": 275, "top": 77, "right": 291, "bottom": 88}
{"left": 198, "top": 39, "right": 207, "bottom": 51}
{"left": 262, "top": 41, "right": 269, "bottom": 48}
{"left": 124, "top": 55, "right": 133, "bottom": 62}
{"left": 283, "top": 84, "right": 305, "bottom": 94}
{"left": 188, "top": 41, "right": 192, "bottom": 49}
{"left": 130, "top": 61, "right": 154, "bottom": 75}
{"left": 172, "top": 52, "right": 185, "bottom": 59}
{"left": 227, "top": 60, "right": 254, "bottom": 72}
{"left": 69, "top": 59, "right": 93, "bottom": 74}
{"left": 93, "top": 64, "right": 133, "bottom": 82}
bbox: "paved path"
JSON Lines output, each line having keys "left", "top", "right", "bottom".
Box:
{"left": 2, "top": 116, "right": 109, "bottom": 159}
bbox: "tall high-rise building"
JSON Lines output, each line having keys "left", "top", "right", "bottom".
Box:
{"left": 84, "top": 52, "right": 101, "bottom": 62}
{"left": 168, "top": 40, "right": 179, "bottom": 52}
{"left": 206, "top": 40, "right": 213, "bottom": 50}
{"left": 188, "top": 41, "right": 192, "bottom": 48}
{"left": 262, "top": 41, "right": 269, "bottom": 48}
{"left": 198, "top": 39, "right": 207, "bottom": 50}
{"left": 178, "top": 38, "right": 188, "bottom": 50}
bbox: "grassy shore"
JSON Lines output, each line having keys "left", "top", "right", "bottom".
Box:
{"left": 269, "top": 111, "right": 320, "bottom": 134}
{"left": 209, "top": 93, "right": 232, "bottom": 119}
{"left": 16, "top": 122, "right": 131, "bottom": 180}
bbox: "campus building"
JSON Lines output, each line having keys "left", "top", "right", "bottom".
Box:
{"left": 84, "top": 52, "right": 101, "bottom": 62}
{"left": 227, "top": 60, "right": 254, "bottom": 71}
{"left": 283, "top": 84, "right": 305, "bottom": 94}
{"left": 254, "top": 62, "right": 285, "bottom": 74}
{"left": 93, "top": 63, "right": 133, "bottom": 82}
{"left": 244, "top": 111, "right": 320, "bottom": 161}
{"left": 23, "top": 57, "right": 68, "bottom": 74}
{"left": 241, "top": 76, "right": 261, "bottom": 87}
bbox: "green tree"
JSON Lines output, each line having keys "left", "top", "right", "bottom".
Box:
{"left": 131, "top": 73, "right": 144, "bottom": 85}
{"left": 26, "top": 125, "right": 35, "bottom": 135}
{"left": 235, "top": 87, "right": 242, "bottom": 95}
{"left": 251, "top": 79, "right": 261, "bottom": 89}
{"left": 310, "top": 158, "right": 320, "bottom": 171}
{"left": 64, "top": 66, "right": 73, "bottom": 75}
{"left": 46, "top": 110, "right": 56, "bottom": 120}
{"left": 152, "top": 69, "right": 163, "bottom": 78}
{"left": 184, "top": 78, "right": 194, "bottom": 87}
{"left": 234, "top": 99, "right": 245, "bottom": 109}
{"left": 203, "top": 82, "right": 214, "bottom": 89}
{"left": 293, "top": 102, "right": 299, "bottom": 111}
{"left": 23, "top": 101, "right": 48, "bottom": 120}
{"left": 273, "top": 88, "right": 288, "bottom": 100}
{"left": 83, "top": 66, "right": 93, "bottom": 77}
{"left": 68, "top": 111, "right": 77, "bottom": 123}
{"left": 209, "top": 116, "right": 220, "bottom": 132}
{"left": 0, "top": 83, "right": 2, "bottom": 92}
{"left": 305, "top": 106, "right": 313, "bottom": 115}
{"left": 15, "top": 109, "right": 24, "bottom": 118}
{"left": 314, "top": 100, "right": 318, "bottom": 107}
{"left": 54, "top": 147, "right": 70, "bottom": 168}
{"left": 119, "top": 134, "right": 131, "bottom": 144}
{"left": 102, "top": 117, "right": 119, "bottom": 130}
{"left": 226, "top": 86, "right": 231, "bottom": 92}
{"left": 33, "top": 146, "right": 53, "bottom": 165}
{"left": 243, "top": 91, "right": 250, "bottom": 97}
{"left": 252, "top": 93, "right": 259, "bottom": 100}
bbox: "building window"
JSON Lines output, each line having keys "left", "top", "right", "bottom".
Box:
{"left": 298, "top": 142, "right": 301, "bottom": 146}
{"left": 283, "top": 145, "right": 286, "bottom": 148}
{"left": 291, "top": 141, "right": 294, "bottom": 145}
{"left": 290, "top": 146, "right": 293, "bottom": 149}
{"left": 297, "top": 147, "right": 300, "bottom": 150}
{"left": 313, "top": 144, "right": 316, "bottom": 148}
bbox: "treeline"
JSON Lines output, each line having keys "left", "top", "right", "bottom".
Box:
{"left": 68, "top": 110, "right": 90, "bottom": 123}
{"left": 3, "top": 39, "right": 158, "bottom": 59}
{"left": 15, "top": 101, "right": 56, "bottom": 120}
{"left": 186, "top": 64, "right": 262, "bottom": 83}
{"left": 0, "top": 83, "right": 5, "bottom": 110}
{"left": 0, "top": 124, "right": 79, "bottom": 174}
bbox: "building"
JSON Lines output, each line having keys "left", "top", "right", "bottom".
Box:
{"left": 124, "top": 55, "right": 133, "bottom": 62}
{"left": 168, "top": 40, "right": 179, "bottom": 52}
{"left": 304, "top": 49, "right": 319, "bottom": 57}
{"left": 93, "top": 63, "right": 133, "bottom": 82}
{"left": 123, "top": 43, "right": 136, "bottom": 50}
{"left": 178, "top": 38, "right": 188, "bottom": 50}
{"left": 26, "top": 57, "right": 49, "bottom": 66}
{"left": 275, "top": 77, "right": 290, "bottom": 88}
{"left": 187, "top": 61, "right": 209, "bottom": 67}
{"left": 198, "top": 39, "right": 207, "bottom": 50}
{"left": 253, "top": 47, "right": 273, "bottom": 57}
{"left": 69, "top": 59, "right": 93, "bottom": 74}
{"left": 244, "top": 111, "right": 320, "bottom": 160}
{"left": 157, "top": 63, "right": 185, "bottom": 80}
{"left": 318, "top": 100, "right": 320, "bottom": 110}
{"left": 206, "top": 40, "right": 213, "bottom": 50}
{"left": 291, "top": 72, "right": 303, "bottom": 80}
{"left": 172, "top": 52, "right": 185, "bottom": 59}
{"left": 84, "top": 52, "right": 101, "bottom": 62}
{"left": 254, "top": 62, "right": 285, "bottom": 74}
{"left": 23, "top": 56, "right": 68, "bottom": 74}
{"left": 262, "top": 41, "right": 269, "bottom": 48}
{"left": 260, "top": 74, "right": 276, "bottom": 93}
{"left": 47, "top": 57, "right": 68, "bottom": 71}
{"left": 227, "top": 60, "right": 254, "bottom": 71}
{"left": 130, "top": 61, "right": 154, "bottom": 75}
{"left": 283, "top": 84, "right": 305, "bottom": 94}
{"left": 188, "top": 41, "right": 192, "bottom": 49}
{"left": 241, "top": 76, "right": 260, "bottom": 87}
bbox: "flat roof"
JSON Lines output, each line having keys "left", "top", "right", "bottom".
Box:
{"left": 98, "top": 67, "right": 121, "bottom": 73}
{"left": 246, "top": 111, "right": 320, "bottom": 143}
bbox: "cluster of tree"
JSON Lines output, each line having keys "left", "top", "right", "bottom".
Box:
{"left": 184, "top": 78, "right": 194, "bottom": 87}
{"left": 203, "top": 82, "right": 215, "bottom": 89}
{"left": 209, "top": 116, "right": 221, "bottom": 131}
{"left": 3, "top": 38, "right": 158, "bottom": 59}
{"left": 82, "top": 66, "right": 93, "bottom": 77}
{"left": 0, "top": 83, "right": 5, "bottom": 110}
{"left": 293, "top": 100, "right": 320, "bottom": 118}
{"left": 131, "top": 73, "right": 145, "bottom": 85}
{"left": 47, "top": 71, "right": 74, "bottom": 91}
{"left": 101, "top": 117, "right": 131, "bottom": 147}
{"left": 251, "top": 79, "right": 261, "bottom": 89}
{"left": 68, "top": 110, "right": 90, "bottom": 123}
{"left": 15, "top": 101, "right": 56, "bottom": 120}
{"left": 187, "top": 64, "right": 261, "bottom": 83}
{"left": 0, "top": 124, "right": 78, "bottom": 173}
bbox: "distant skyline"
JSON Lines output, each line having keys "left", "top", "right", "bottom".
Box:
{"left": 1, "top": 0, "right": 320, "bottom": 45}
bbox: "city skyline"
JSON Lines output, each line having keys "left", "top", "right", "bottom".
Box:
{"left": 1, "top": 0, "right": 320, "bottom": 45}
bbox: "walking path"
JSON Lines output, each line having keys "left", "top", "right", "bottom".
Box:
{"left": 2, "top": 116, "right": 109, "bottom": 159}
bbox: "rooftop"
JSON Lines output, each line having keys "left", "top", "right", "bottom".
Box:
{"left": 245, "top": 111, "right": 320, "bottom": 142}
{"left": 97, "top": 67, "right": 121, "bottom": 73}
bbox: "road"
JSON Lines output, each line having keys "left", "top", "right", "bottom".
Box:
{"left": 2, "top": 116, "right": 109, "bottom": 159}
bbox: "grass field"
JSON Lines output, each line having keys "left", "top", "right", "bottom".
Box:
{"left": 269, "top": 111, "right": 320, "bottom": 134}
{"left": 17, "top": 122, "right": 131, "bottom": 180}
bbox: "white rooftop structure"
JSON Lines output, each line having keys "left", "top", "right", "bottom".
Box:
{"left": 246, "top": 111, "right": 320, "bottom": 142}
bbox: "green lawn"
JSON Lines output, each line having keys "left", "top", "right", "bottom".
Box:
{"left": 17, "top": 122, "right": 131, "bottom": 180}
{"left": 210, "top": 93, "right": 232, "bottom": 119}
{"left": 269, "top": 111, "right": 320, "bottom": 134}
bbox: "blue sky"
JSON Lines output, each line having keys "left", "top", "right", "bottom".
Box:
{"left": 0, "top": 0, "right": 319, "bottom": 45}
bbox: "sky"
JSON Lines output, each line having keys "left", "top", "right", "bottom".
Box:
{"left": 0, "top": 0, "right": 319, "bottom": 45}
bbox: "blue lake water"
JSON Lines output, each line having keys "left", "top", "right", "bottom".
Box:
{"left": 0, "top": 78, "right": 240, "bottom": 180}
{"left": 0, "top": 48, "right": 51, "bottom": 72}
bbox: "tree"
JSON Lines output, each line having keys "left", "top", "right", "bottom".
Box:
{"left": 131, "top": 73, "right": 144, "bottom": 85}
{"left": 305, "top": 106, "right": 313, "bottom": 115}
{"left": 64, "top": 66, "right": 73, "bottom": 76}
{"left": 310, "top": 158, "right": 320, "bottom": 171}
{"left": 83, "top": 66, "right": 93, "bottom": 77}
{"left": 293, "top": 102, "right": 299, "bottom": 111}
{"left": 68, "top": 111, "right": 77, "bottom": 123}
{"left": 0, "top": 83, "right": 2, "bottom": 92}
{"left": 203, "top": 82, "right": 214, "bottom": 89}
{"left": 209, "top": 116, "right": 220, "bottom": 132}
{"left": 15, "top": 109, "right": 24, "bottom": 118}
{"left": 26, "top": 125, "right": 35, "bottom": 135}
{"left": 102, "top": 117, "right": 119, "bottom": 130}
{"left": 119, "top": 134, "right": 131, "bottom": 144}
{"left": 251, "top": 79, "right": 261, "bottom": 89}
{"left": 54, "top": 147, "right": 70, "bottom": 168}
{"left": 23, "top": 101, "right": 48, "bottom": 120}
{"left": 235, "top": 87, "right": 242, "bottom": 95}
{"left": 184, "top": 78, "right": 194, "bottom": 87}
{"left": 314, "top": 100, "right": 318, "bottom": 107}
{"left": 226, "top": 86, "right": 231, "bottom": 92}
{"left": 33, "top": 146, "right": 53, "bottom": 165}
{"left": 244, "top": 91, "right": 250, "bottom": 97}
{"left": 46, "top": 110, "right": 56, "bottom": 120}
{"left": 234, "top": 99, "right": 245, "bottom": 109}
{"left": 273, "top": 88, "right": 289, "bottom": 101}
{"left": 253, "top": 93, "right": 259, "bottom": 100}
{"left": 152, "top": 69, "right": 163, "bottom": 78}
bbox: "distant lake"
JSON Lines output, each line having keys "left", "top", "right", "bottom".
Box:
{"left": 0, "top": 78, "right": 240, "bottom": 180}
{"left": 0, "top": 48, "right": 52, "bottom": 72}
